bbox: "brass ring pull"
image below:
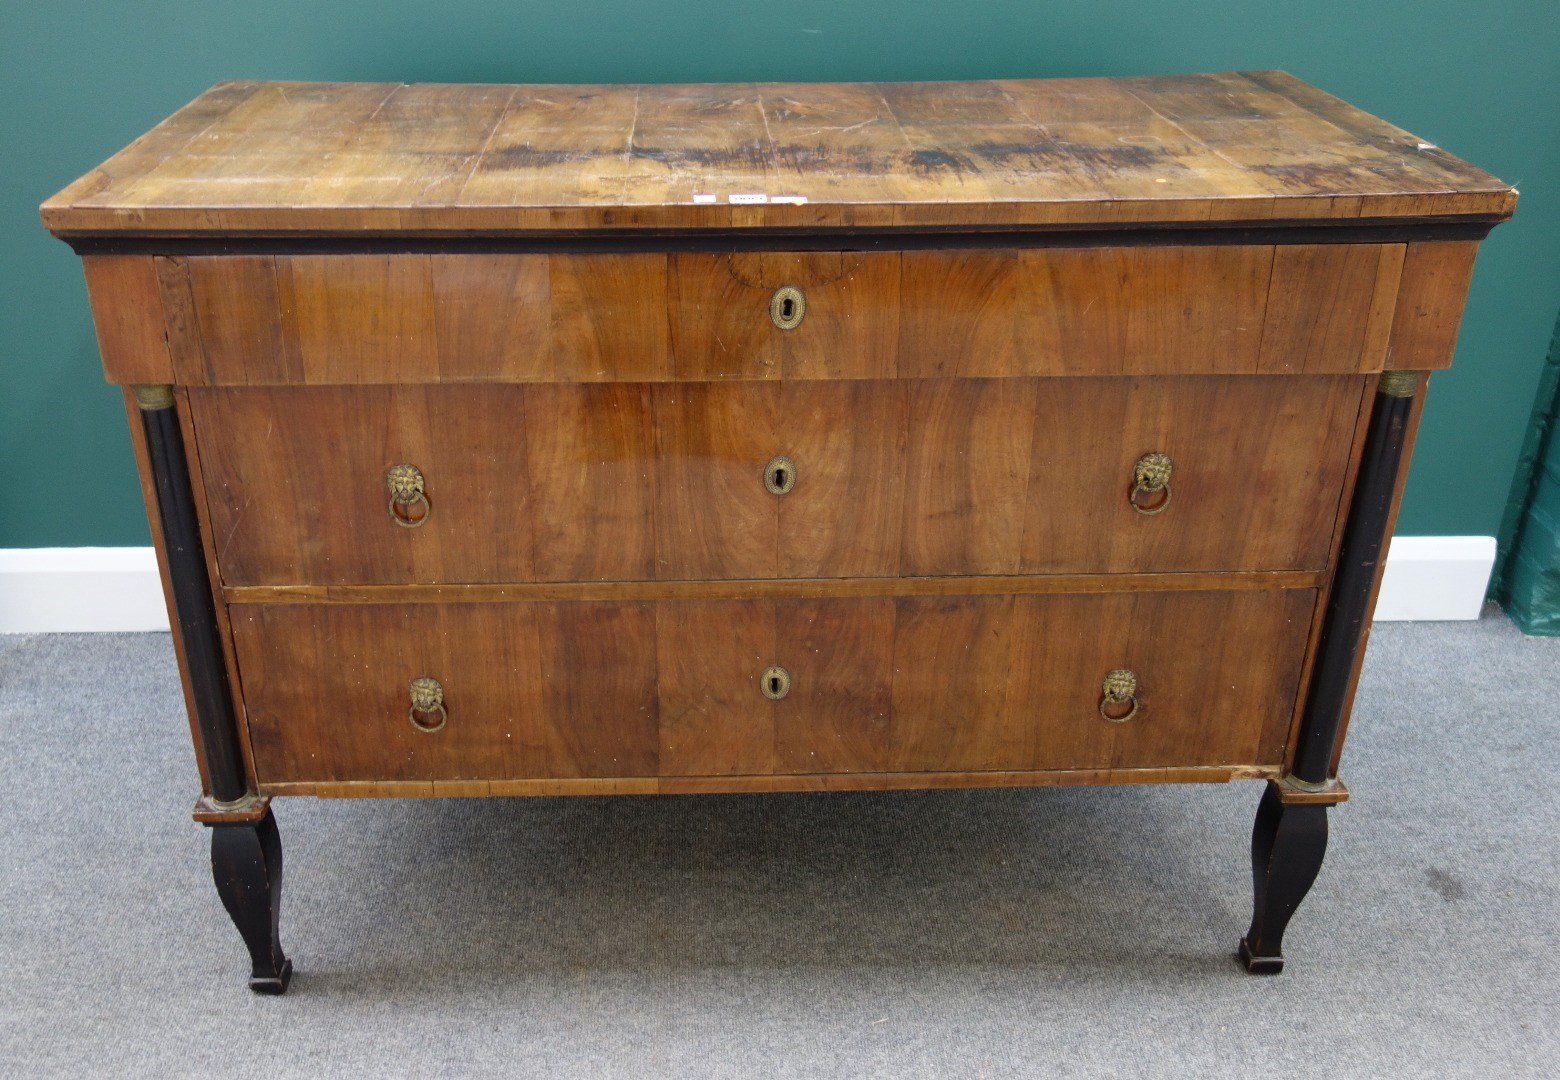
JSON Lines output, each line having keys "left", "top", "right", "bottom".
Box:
{"left": 764, "top": 456, "right": 797, "bottom": 495}
{"left": 1130, "top": 452, "right": 1173, "bottom": 515}
{"left": 408, "top": 676, "right": 447, "bottom": 732}
{"left": 761, "top": 665, "right": 792, "bottom": 701}
{"left": 769, "top": 285, "right": 806, "bottom": 330}
{"left": 386, "top": 464, "right": 430, "bottom": 528}
{"left": 1099, "top": 668, "right": 1139, "bottom": 723}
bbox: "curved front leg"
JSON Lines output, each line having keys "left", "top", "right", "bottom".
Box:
{"left": 1239, "top": 780, "right": 1335, "bottom": 974}
{"left": 210, "top": 807, "right": 292, "bottom": 994}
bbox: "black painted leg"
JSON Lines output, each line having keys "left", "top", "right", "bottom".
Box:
{"left": 1239, "top": 783, "right": 1329, "bottom": 974}
{"left": 1236, "top": 375, "right": 1418, "bottom": 974}
{"left": 210, "top": 807, "right": 292, "bottom": 994}
{"left": 138, "top": 387, "right": 294, "bottom": 992}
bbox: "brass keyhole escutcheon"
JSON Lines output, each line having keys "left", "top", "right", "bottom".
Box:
{"left": 761, "top": 665, "right": 792, "bottom": 701}
{"left": 764, "top": 455, "right": 797, "bottom": 495}
{"left": 769, "top": 285, "right": 806, "bottom": 330}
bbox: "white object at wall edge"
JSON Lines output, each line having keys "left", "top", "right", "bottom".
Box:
{"left": 1372, "top": 535, "right": 1496, "bottom": 622}
{"left": 0, "top": 548, "right": 170, "bottom": 633}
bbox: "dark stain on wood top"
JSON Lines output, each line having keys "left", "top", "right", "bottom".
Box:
{"left": 42, "top": 73, "right": 1515, "bottom": 237}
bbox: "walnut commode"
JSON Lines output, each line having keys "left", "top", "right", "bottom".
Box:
{"left": 43, "top": 73, "right": 1514, "bottom": 991}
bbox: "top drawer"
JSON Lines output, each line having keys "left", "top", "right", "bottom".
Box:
{"left": 115, "top": 244, "right": 1406, "bottom": 385}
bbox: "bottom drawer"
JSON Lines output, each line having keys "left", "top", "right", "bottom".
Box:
{"left": 232, "top": 590, "right": 1314, "bottom": 785}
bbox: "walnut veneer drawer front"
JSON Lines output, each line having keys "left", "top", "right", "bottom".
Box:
{"left": 50, "top": 76, "right": 1512, "bottom": 987}
{"left": 193, "top": 375, "right": 1363, "bottom": 586}
{"left": 161, "top": 244, "right": 1401, "bottom": 385}
{"left": 232, "top": 589, "right": 1313, "bottom": 786}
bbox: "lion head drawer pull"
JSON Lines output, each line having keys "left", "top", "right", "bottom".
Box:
{"left": 386, "top": 464, "right": 430, "bottom": 528}
{"left": 1099, "top": 668, "right": 1140, "bottom": 723}
{"left": 408, "top": 676, "right": 447, "bottom": 732}
{"left": 760, "top": 665, "right": 792, "bottom": 701}
{"left": 769, "top": 285, "right": 806, "bottom": 330}
{"left": 764, "top": 455, "right": 797, "bottom": 495}
{"left": 1130, "top": 452, "right": 1173, "bottom": 515}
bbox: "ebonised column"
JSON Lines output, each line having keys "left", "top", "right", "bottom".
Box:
{"left": 136, "top": 384, "right": 292, "bottom": 993}
{"left": 1241, "top": 370, "right": 1420, "bottom": 974}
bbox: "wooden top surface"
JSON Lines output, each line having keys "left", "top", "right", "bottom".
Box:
{"left": 42, "top": 72, "right": 1515, "bottom": 237}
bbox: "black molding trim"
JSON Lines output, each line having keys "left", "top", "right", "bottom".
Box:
{"left": 1289, "top": 380, "right": 1418, "bottom": 784}
{"left": 140, "top": 398, "right": 249, "bottom": 804}
{"left": 60, "top": 217, "right": 1500, "bottom": 257}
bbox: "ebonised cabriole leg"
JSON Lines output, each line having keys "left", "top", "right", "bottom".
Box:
{"left": 1240, "top": 783, "right": 1329, "bottom": 974}
{"left": 210, "top": 808, "right": 292, "bottom": 994}
{"left": 1238, "top": 371, "right": 1420, "bottom": 974}
{"left": 136, "top": 385, "right": 295, "bottom": 992}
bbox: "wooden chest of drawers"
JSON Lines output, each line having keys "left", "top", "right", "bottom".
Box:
{"left": 43, "top": 73, "right": 1514, "bottom": 992}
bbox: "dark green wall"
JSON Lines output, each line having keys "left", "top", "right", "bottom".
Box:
{"left": 4, "top": 1, "right": 1556, "bottom": 546}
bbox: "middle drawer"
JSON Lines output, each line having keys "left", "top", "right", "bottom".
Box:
{"left": 191, "top": 375, "right": 1363, "bottom": 586}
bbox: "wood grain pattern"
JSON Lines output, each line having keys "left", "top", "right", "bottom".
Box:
{"left": 651, "top": 381, "right": 780, "bottom": 579}
{"left": 523, "top": 383, "right": 657, "bottom": 581}
{"left": 901, "top": 378, "right": 1037, "bottom": 575}
{"left": 1017, "top": 245, "right": 1272, "bottom": 376}
{"left": 262, "top": 766, "right": 1273, "bottom": 798}
{"left": 895, "top": 250, "right": 1020, "bottom": 378}
{"left": 83, "top": 81, "right": 404, "bottom": 231}
{"left": 41, "top": 75, "right": 1515, "bottom": 236}
{"left": 772, "top": 598, "right": 898, "bottom": 774}
{"left": 82, "top": 256, "right": 173, "bottom": 383}
{"left": 1002, "top": 590, "right": 1313, "bottom": 772}
{"left": 1256, "top": 245, "right": 1402, "bottom": 374}
{"left": 278, "top": 255, "right": 437, "bottom": 384}
{"left": 1019, "top": 375, "right": 1365, "bottom": 573}
{"left": 192, "top": 376, "right": 1363, "bottom": 585}
{"left": 233, "top": 601, "right": 659, "bottom": 783}
{"left": 1385, "top": 242, "right": 1480, "bottom": 370}
{"left": 189, "top": 385, "right": 536, "bottom": 586}
{"left": 44, "top": 79, "right": 266, "bottom": 225}
{"left": 233, "top": 589, "right": 1311, "bottom": 785}
{"left": 173, "top": 245, "right": 1408, "bottom": 385}
{"left": 669, "top": 253, "right": 901, "bottom": 380}
{"left": 430, "top": 253, "right": 550, "bottom": 380}
{"left": 549, "top": 254, "right": 673, "bottom": 381}
{"left": 887, "top": 595, "right": 1024, "bottom": 770}
{"left": 223, "top": 571, "right": 1322, "bottom": 606}
{"left": 779, "top": 380, "right": 909, "bottom": 577}
{"left": 656, "top": 600, "right": 778, "bottom": 776}
{"left": 153, "top": 256, "right": 204, "bottom": 379}
{"left": 185, "top": 256, "right": 299, "bottom": 383}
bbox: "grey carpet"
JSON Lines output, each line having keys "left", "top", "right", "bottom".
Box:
{"left": 0, "top": 610, "right": 1555, "bottom": 1078}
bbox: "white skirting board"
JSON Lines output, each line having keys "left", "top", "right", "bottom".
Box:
{"left": 1371, "top": 535, "right": 1497, "bottom": 622}
{"left": 0, "top": 538, "right": 1498, "bottom": 633}
{"left": 0, "top": 548, "right": 170, "bottom": 633}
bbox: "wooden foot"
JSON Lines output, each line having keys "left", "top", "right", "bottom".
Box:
{"left": 1239, "top": 781, "right": 1329, "bottom": 974}
{"left": 209, "top": 807, "right": 292, "bottom": 994}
